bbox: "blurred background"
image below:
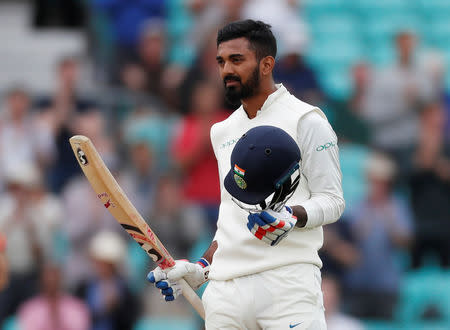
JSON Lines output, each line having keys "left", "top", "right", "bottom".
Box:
{"left": 0, "top": 0, "right": 449, "bottom": 329}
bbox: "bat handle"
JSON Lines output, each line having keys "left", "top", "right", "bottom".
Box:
{"left": 179, "top": 278, "right": 205, "bottom": 320}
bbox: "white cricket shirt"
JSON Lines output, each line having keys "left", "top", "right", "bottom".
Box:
{"left": 209, "top": 84, "right": 345, "bottom": 280}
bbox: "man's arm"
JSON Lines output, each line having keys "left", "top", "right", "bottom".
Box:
{"left": 291, "top": 111, "right": 345, "bottom": 228}
{"left": 202, "top": 240, "right": 218, "bottom": 265}
{"left": 291, "top": 205, "right": 308, "bottom": 228}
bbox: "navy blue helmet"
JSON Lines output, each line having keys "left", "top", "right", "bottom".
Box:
{"left": 224, "top": 125, "right": 301, "bottom": 212}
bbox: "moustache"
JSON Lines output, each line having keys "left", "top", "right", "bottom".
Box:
{"left": 224, "top": 76, "right": 241, "bottom": 84}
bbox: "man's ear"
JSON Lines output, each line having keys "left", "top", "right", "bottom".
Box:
{"left": 260, "top": 56, "right": 275, "bottom": 76}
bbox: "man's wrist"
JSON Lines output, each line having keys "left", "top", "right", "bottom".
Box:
{"left": 291, "top": 205, "right": 308, "bottom": 228}
{"left": 201, "top": 240, "right": 217, "bottom": 265}
{"left": 196, "top": 258, "right": 210, "bottom": 268}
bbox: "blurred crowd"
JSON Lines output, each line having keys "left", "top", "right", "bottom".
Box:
{"left": 0, "top": 1, "right": 449, "bottom": 330}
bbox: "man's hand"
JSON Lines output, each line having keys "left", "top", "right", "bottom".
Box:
{"left": 147, "top": 259, "right": 209, "bottom": 301}
{"left": 247, "top": 206, "right": 297, "bottom": 246}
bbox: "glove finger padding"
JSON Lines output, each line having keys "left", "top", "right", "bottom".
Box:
{"left": 147, "top": 266, "right": 167, "bottom": 284}
{"left": 158, "top": 280, "right": 182, "bottom": 301}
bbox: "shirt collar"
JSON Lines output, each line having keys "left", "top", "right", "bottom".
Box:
{"left": 237, "top": 83, "right": 288, "bottom": 118}
{"left": 260, "top": 83, "right": 287, "bottom": 112}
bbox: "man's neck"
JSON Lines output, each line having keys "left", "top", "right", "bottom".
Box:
{"left": 399, "top": 56, "right": 412, "bottom": 69}
{"left": 242, "top": 83, "right": 277, "bottom": 119}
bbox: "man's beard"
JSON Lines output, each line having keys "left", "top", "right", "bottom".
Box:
{"left": 223, "top": 66, "right": 260, "bottom": 105}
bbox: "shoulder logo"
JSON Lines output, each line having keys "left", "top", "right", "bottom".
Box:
{"left": 76, "top": 148, "right": 88, "bottom": 165}
{"left": 316, "top": 141, "right": 336, "bottom": 152}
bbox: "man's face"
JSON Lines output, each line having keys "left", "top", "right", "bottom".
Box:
{"left": 396, "top": 33, "right": 416, "bottom": 60}
{"left": 216, "top": 37, "right": 261, "bottom": 104}
{"left": 7, "top": 91, "right": 29, "bottom": 119}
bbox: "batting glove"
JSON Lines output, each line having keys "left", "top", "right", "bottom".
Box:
{"left": 247, "top": 206, "right": 297, "bottom": 246}
{"left": 147, "top": 259, "right": 210, "bottom": 301}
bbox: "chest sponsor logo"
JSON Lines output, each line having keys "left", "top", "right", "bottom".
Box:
{"left": 219, "top": 138, "right": 239, "bottom": 149}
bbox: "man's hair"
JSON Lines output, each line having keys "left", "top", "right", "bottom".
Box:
{"left": 217, "top": 20, "right": 277, "bottom": 61}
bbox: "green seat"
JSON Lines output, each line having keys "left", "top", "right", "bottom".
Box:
{"left": 362, "top": 14, "right": 422, "bottom": 43}
{"left": 364, "top": 320, "right": 450, "bottom": 330}
{"left": 317, "top": 68, "right": 352, "bottom": 100}
{"left": 365, "top": 42, "right": 395, "bottom": 66}
{"left": 307, "top": 39, "right": 364, "bottom": 68}
{"left": 302, "top": 0, "right": 350, "bottom": 16}
{"left": 396, "top": 269, "right": 450, "bottom": 325}
{"left": 307, "top": 14, "right": 358, "bottom": 38}
{"left": 1, "top": 316, "right": 18, "bottom": 330}
{"left": 339, "top": 144, "right": 370, "bottom": 213}
{"left": 352, "top": 0, "right": 413, "bottom": 17}
{"left": 364, "top": 320, "right": 401, "bottom": 330}
{"left": 424, "top": 16, "right": 450, "bottom": 46}
{"left": 417, "top": 0, "right": 450, "bottom": 16}
{"left": 134, "top": 317, "right": 198, "bottom": 330}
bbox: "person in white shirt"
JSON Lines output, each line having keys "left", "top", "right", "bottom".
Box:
{"left": 148, "top": 20, "right": 345, "bottom": 329}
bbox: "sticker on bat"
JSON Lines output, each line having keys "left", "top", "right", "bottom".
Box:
{"left": 137, "top": 242, "right": 163, "bottom": 262}
{"left": 76, "top": 148, "right": 88, "bottom": 165}
{"left": 97, "top": 193, "right": 116, "bottom": 208}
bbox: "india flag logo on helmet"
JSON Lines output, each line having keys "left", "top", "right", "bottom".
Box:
{"left": 233, "top": 164, "right": 247, "bottom": 189}
{"left": 234, "top": 164, "right": 245, "bottom": 177}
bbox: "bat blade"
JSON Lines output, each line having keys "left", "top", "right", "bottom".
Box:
{"left": 69, "top": 135, "right": 205, "bottom": 319}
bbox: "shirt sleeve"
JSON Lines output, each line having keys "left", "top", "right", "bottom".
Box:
{"left": 296, "top": 111, "right": 345, "bottom": 228}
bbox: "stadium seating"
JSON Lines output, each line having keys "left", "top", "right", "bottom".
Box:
{"left": 134, "top": 317, "right": 198, "bottom": 330}
{"left": 396, "top": 268, "right": 450, "bottom": 325}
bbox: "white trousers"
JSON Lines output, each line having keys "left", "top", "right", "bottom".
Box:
{"left": 202, "top": 263, "right": 327, "bottom": 330}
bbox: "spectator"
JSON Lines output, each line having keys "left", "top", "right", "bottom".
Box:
{"left": 178, "top": 33, "right": 226, "bottom": 113}
{"left": 320, "top": 219, "right": 360, "bottom": 281}
{"left": 362, "top": 31, "right": 433, "bottom": 170}
{"left": 0, "top": 232, "right": 7, "bottom": 291}
{"left": 78, "top": 231, "right": 140, "bottom": 330}
{"left": 147, "top": 174, "right": 207, "bottom": 259}
{"left": 141, "top": 175, "right": 207, "bottom": 318}
{"left": 38, "top": 57, "right": 98, "bottom": 193}
{"left": 171, "top": 80, "right": 229, "bottom": 230}
{"left": 119, "top": 140, "right": 158, "bottom": 216}
{"left": 322, "top": 275, "right": 365, "bottom": 330}
{"left": 111, "top": 61, "right": 165, "bottom": 123}
{"left": 273, "top": 30, "right": 322, "bottom": 105}
{"left": 419, "top": 50, "right": 450, "bottom": 140}
{"left": 241, "top": 0, "right": 309, "bottom": 60}
{"left": 123, "top": 105, "right": 179, "bottom": 171}
{"left": 185, "top": 0, "right": 245, "bottom": 53}
{"left": 409, "top": 102, "right": 450, "bottom": 268}
{"left": 137, "top": 19, "right": 169, "bottom": 99}
{"left": 91, "top": 0, "right": 166, "bottom": 54}
{"left": 344, "top": 152, "right": 413, "bottom": 319}
{"left": 0, "top": 164, "right": 62, "bottom": 323}
{"left": 0, "top": 87, "right": 55, "bottom": 185}
{"left": 18, "top": 263, "right": 90, "bottom": 330}
{"left": 330, "top": 63, "right": 372, "bottom": 145}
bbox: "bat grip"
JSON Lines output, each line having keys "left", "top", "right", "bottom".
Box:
{"left": 179, "top": 278, "right": 205, "bottom": 320}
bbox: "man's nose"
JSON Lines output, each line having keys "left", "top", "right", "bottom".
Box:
{"left": 222, "top": 61, "right": 234, "bottom": 76}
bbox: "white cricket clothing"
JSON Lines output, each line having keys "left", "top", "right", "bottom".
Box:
{"left": 203, "top": 263, "right": 326, "bottom": 330}
{"left": 209, "top": 84, "right": 344, "bottom": 281}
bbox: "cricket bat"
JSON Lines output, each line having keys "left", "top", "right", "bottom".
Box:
{"left": 69, "top": 135, "right": 205, "bottom": 319}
